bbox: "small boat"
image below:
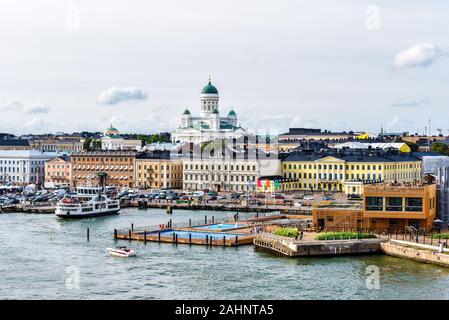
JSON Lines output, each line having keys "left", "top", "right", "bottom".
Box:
{"left": 106, "top": 246, "right": 137, "bottom": 257}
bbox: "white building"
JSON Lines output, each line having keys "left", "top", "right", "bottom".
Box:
{"left": 0, "top": 150, "right": 53, "bottom": 185}
{"left": 101, "top": 125, "right": 142, "bottom": 151}
{"left": 171, "top": 78, "right": 248, "bottom": 144}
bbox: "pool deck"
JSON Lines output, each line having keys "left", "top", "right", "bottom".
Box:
{"left": 113, "top": 213, "right": 292, "bottom": 246}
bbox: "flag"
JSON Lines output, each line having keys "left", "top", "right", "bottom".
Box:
{"left": 257, "top": 179, "right": 262, "bottom": 188}
{"left": 274, "top": 180, "right": 279, "bottom": 190}
{"left": 266, "top": 179, "right": 271, "bottom": 188}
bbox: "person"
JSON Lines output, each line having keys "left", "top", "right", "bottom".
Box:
{"left": 300, "top": 231, "right": 303, "bottom": 240}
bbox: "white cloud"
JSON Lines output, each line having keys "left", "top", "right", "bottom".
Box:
{"left": 0, "top": 100, "right": 51, "bottom": 114}
{"left": 97, "top": 87, "right": 148, "bottom": 105}
{"left": 391, "top": 97, "right": 430, "bottom": 108}
{"left": 0, "top": 100, "right": 24, "bottom": 111}
{"left": 394, "top": 43, "right": 448, "bottom": 68}
{"left": 24, "top": 103, "right": 51, "bottom": 114}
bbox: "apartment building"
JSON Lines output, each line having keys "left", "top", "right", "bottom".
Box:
{"left": 44, "top": 156, "right": 72, "bottom": 188}
{"left": 0, "top": 150, "right": 53, "bottom": 185}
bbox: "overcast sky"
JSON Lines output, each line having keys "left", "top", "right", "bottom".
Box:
{"left": 0, "top": 0, "right": 448, "bottom": 136}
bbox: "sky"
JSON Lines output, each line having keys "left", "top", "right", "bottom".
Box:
{"left": 0, "top": 0, "right": 448, "bottom": 136}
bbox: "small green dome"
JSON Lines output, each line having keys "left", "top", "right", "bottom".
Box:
{"left": 228, "top": 110, "right": 236, "bottom": 116}
{"left": 182, "top": 108, "right": 191, "bottom": 115}
{"left": 201, "top": 81, "right": 218, "bottom": 94}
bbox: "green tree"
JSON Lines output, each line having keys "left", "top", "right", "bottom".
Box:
{"left": 83, "top": 137, "right": 92, "bottom": 151}
{"left": 404, "top": 141, "right": 419, "bottom": 152}
{"left": 431, "top": 142, "right": 449, "bottom": 156}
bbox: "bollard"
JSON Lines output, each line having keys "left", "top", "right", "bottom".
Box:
{"left": 128, "top": 230, "right": 132, "bottom": 241}
{"left": 206, "top": 235, "right": 209, "bottom": 246}
{"left": 223, "top": 236, "right": 226, "bottom": 246}
{"left": 189, "top": 233, "right": 192, "bottom": 245}
{"left": 144, "top": 231, "right": 147, "bottom": 244}
{"left": 205, "top": 215, "right": 207, "bottom": 224}
{"left": 131, "top": 223, "right": 134, "bottom": 232}
{"left": 175, "top": 234, "right": 178, "bottom": 245}
{"left": 87, "top": 228, "right": 90, "bottom": 241}
{"left": 114, "top": 228, "right": 117, "bottom": 240}
{"left": 235, "top": 235, "right": 238, "bottom": 245}
{"left": 169, "top": 219, "right": 172, "bottom": 229}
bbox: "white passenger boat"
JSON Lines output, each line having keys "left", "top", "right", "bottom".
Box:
{"left": 55, "top": 186, "right": 120, "bottom": 219}
{"left": 106, "top": 246, "right": 137, "bottom": 257}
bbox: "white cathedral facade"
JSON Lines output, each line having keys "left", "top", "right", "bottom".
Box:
{"left": 171, "top": 79, "right": 247, "bottom": 144}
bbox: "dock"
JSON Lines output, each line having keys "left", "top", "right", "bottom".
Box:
{"left": 254, "top": 233, "right": 385, "bottom": 257}
{"left": 113, "top": 212, "right": 298, "bottom": 247}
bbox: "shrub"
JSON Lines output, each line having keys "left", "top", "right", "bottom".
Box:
{"left": 432, "top": 233, "right": 449, "bottom": 239}
{"left": 274, "top": 227, "right": 299, "bottom": 238}
{"left": 315, "top": 232, "right": 376, "bottom": 240}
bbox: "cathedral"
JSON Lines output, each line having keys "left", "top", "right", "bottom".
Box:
{"left": 171, "top": 78, "right": 247, "bottom": 144}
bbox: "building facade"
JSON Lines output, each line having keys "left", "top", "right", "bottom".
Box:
{"left": 71, "top": 151, "right": 136, "bottom": 188}
{"left": 0, "top": 150, "right": 53, "bottom": 185}
{"left": 312, "top": 182, "right": 437, "bottom": 232}
{"left": 134, "top": 152, "right": 183, "bottom": 190}
{"left": 31, "top": 139, "right": 83, "bottom": 153}
{"left": 44, "top": 156, "right": 72, "bottom": 188}
{"left": 281, "top": 150, "right": 422, "bottom": 195}
{"left": 171, "top": 78, "right": 247, "bottom": 144}
{"left": 0, "top": 139, "right": 31, "bottom": 151}
{"left": 182, "top": 150, "right": 281, "bottom": 192}
{"left": 101, "top": 125, "right": 142, "bottom": 151}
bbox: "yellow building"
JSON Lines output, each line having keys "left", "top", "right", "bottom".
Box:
{"left": 134, "top": 152, "right": 182, "bottom": 190}
{"left": 312, "top": 182, "right": 437, "bottom": 232}
{"left": 282, "top": 151, "right": 422, "bottom": 194}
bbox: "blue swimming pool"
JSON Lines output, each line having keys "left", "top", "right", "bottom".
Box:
{"left": 148, "top": 230, "right": 246, "bottom": 240}
{"left": 192, "top": 223, "right": 248, "bottom": 230}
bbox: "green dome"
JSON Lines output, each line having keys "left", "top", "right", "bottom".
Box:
{"left": 212, "top": 108, "right": 219, "bottom": 114}
{"left": 228, "top": 110, "right": 236, "bottom": 116}
{"left": 182, "top": 108, "right": 191, "bottom": 115}
{"left": 201, "top": 81, "right": 218, "bottom": 94}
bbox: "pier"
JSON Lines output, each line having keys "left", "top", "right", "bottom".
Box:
{"left": 254, "top": 233, "right": 384, "bottom": 257}
{"left": 113, "top": 212, "right": 295, "bottom": 247}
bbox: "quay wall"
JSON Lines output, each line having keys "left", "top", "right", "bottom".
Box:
{"left": 380, "top": 240, "right": 449, "bottom": 267}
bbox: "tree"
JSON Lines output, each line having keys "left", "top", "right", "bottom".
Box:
{"left": 404, "top": 141, "right": 419, "bottom": 152}
{"left": 83, "top": 137, "right": 92, "bottom": 151}
{"left": 431, "top": 142, "right": 449, "bottom": 156}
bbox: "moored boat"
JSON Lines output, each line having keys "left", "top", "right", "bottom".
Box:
{"left": 106, "top": 246, "right": 137, "bottom": 257}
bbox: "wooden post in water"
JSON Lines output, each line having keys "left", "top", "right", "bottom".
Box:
{"left": 189, "top": 219, "right": 191, "bottom": 227}
{"left": 175, "top": 234, "right": 178, "bottom": 245}
{"left": 206, "top": 235, "right": 209, "bottom": 246}
{"left": 212, "top": 216, "right": 214, "bottom": 224}
{"left": 128, "top": 230, "right": 131, "bottom": 241}
{"left": 205, "top": 215, "right": 207, "bottom": 224}
{"left": 223, "top": 236, "right": 226, "bottom": 246}
{"left": 158, "top": 231, "right": 161, "bottom": 243}
{"left": 114, "top": 228, "right": 117, "bottom": 240}
{"left": 131, "top": 223, "right": 134, "bottom": 232}
{"left": 172, "top": 233, "right": 176, "bottom": 243}
{"left": 87, "top": 228, "right": 90, "bottom": 241}
{"left": 189, "top": 233, "right": 192, "bottom": 245}
{"left": 235, "top": 235, "right": 238, "bottom": 245}
{"left": 144, "top": 231, "right": 147, "bottom": 244}
{"left": 169, "top": 219, "right": 172, "bottom": 229}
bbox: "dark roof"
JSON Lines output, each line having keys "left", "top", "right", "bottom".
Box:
{"left": 136, "top": 150, "right": 172, "bottom": 160}
{"left": 0, "top": 140, "right": 29, "bottom": 147}
{"left": 284, "top": 150, "right": 421, "bottom": 163}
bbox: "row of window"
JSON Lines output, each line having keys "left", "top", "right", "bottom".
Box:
{"left": 284, "top": 162, "right": 420, "bottom": 171}
{"left": 184, "top": 174, "right": 256, "bottom": 182}
{"left": 185, "top": 164, "right": 257, "bottom": 171}
{"left": 283, "top": 172, "right": 384, "bottom": 181}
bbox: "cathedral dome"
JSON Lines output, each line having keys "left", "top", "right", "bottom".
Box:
{"left": 201, "top": 80, "right": 218, "bottom": 94}
{"left": 228, "top": 110, "right": 236, "bottom": 116}
{"left": 182, "top": 108, "right": 191, "bottom": 115}
{"left": 104, "top": 124, "right": 119, "bottom": 136}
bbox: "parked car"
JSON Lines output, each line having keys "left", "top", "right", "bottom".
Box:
{"left": 303, "top": 195, "right": 315, "bottom": 200}
{"left": 292, "top": 193, "right": 304, "bottom": 199}
{"left": 323, "top": 195, "right": 335, "bottom": 201}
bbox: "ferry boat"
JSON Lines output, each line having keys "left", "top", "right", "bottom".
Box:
{"left": 55, "top": 186, "right": 120, "bottom": 219}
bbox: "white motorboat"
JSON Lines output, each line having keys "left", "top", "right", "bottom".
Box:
{"left": 106, "top": 246, "right": 137, "bottom": 257}
{"left": 55, "top": 186, "right": 120, "bottom": 219}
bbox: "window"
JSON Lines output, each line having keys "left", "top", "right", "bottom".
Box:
{"left": 405, "top": 197, "right": 423, "bottom": 212}
{"left": 386, "top": 197, "right": 403, "bottom": 211}
{"left": 365, "top": 197, "right": 383, "bottom": 211}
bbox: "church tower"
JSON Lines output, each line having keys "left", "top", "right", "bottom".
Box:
{"left": 200, "top": 76, "right": 219, "bottom": 118}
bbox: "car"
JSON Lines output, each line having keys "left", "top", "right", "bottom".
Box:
{"left": 293, "top": 194, "right": 304, "bottom": 199}
{"left": 274, "top": 194, "right": 284, "bottom": 199}
{"left": 216, "top": 195, "right": 226, "bottom": 200}
{"left": 303, "top": 195, "right": 315, "bottom": 200}
{"left": 323, "top": 196, "right": 335, "bottom": 201}
{"left": 207, "top": 191, "right": 218, "bottom": 197}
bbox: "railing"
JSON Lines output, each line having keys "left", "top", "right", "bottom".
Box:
{"left": 256, "top": 232, "right": 295, "bottom": 247}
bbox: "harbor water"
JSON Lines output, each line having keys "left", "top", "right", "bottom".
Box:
{"left": 2, "top": 208, "right": 449, "bottom": 300}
